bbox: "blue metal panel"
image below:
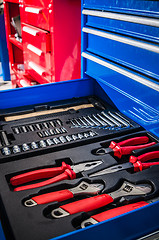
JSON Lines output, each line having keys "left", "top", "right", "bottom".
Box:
{"left": 86, "top": 15, "right": 159, "bottom": 43}
{"left": 0, "top": 14, "right": 10, "bottom": 81}
{"left": 84, "top": 56, "right": 159, "bottom": 136}
{"left": 85, "top": 32, "right": 159, "bottom": 81}
{"left": 0, "top": 78, "right": 94, "bottom": 110}
{"left": 83, "top": 0, "right": 159, "bottom": 17}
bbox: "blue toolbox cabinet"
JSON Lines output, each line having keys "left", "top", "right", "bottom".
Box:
{"left": 0, "top": 0, "right": 159, "bottom": 239}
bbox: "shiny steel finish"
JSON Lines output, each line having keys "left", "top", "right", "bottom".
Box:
{"left": 72, "top": 160, "right": 103, "bottom": 173}
{"left": 109, "top": 181, "right": 151, "bottom": 200}
{"left": 70, "top": 181, "right": 104, "bottom": 195}
{"left": 89, "top": 162, "right": 132, "bottom": 177}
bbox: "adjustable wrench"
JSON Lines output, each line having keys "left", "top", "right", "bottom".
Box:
{"left": 81, "top": 196, "right": 159, "bottom": 228}
{"left": 24, "top": 181, "right": 104, "bottom": 207}
{"left": 51, "top": 181, "right": 151, "bottom": 218}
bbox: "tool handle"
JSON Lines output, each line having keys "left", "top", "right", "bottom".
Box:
{"left": 133, "top": 161, "right": 159, "bottom": 172}
{"left": 132, "top": 143, "right": 159, "bottom": 157}
{"left": 32, "top": 190, "right": 74, "bottom": 205}
{"left": 14, "top": 169, "right": 76, "bottom": 192}
{"left": 10, "top": 162, "right": 69, "bottom": 186}
{"left": 110, "top": 136, "right": 149, "bottom": 149}
{"left": 130, "top": 151, "right": 159, "bottom": 163}
{"left": 91, "top": 201, "right": 148, "bottom": 222}
{"left": 113, "top": 142, "right": 156, "bottom": 158}
{"left": 61, "top": 194, "right": 114, "bottom": 214}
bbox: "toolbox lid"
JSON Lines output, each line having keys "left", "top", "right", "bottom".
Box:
{"left": 81, "top": 0, "right": 159, "bottom": 136}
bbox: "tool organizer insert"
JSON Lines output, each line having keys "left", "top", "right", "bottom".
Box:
{"left": 0, "top": 96, "right": 159, "bottom": 240}
{"left": 0, "top": 96, "right": 140, "bottom": 162}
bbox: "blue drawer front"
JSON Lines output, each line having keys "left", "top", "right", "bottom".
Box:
{"left": 82, "top": 52, "right": 159, "bottom": 136}
{"left": 83, "top": 0, "right": 159, "bottom": 17}
{"left": 84, "top": 29, "right": 159, "bottom": 80}
{"left": 85, "top": 15, "right": 159, "bottom": 42}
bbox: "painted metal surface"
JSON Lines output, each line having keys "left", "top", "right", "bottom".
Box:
{"left": 3, "top": 0, "right": 81, "bottom": 86}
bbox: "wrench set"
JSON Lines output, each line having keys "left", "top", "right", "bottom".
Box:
{"left": 0, "top": 97, "right": 159, "bottom": 240}
{"left": 69, "top": 111, "right": 130, "bottom": 130}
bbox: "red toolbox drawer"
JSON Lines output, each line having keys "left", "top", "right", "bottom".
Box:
{"left": 21, "top": 4, "right": 50, "bottom": 31}
{"left": 22, "top": 24, "right": 51, "bottom": 53}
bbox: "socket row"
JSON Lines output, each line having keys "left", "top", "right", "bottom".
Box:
{"left": 70, "top": 111, "right": 130, "bottom": 130}
{"left": 37, "top": 127, "right": 67, "bottom": 138}
{"left": 1, "top": 131, "right": 97, "bottom": 156}
{"left": 12, "top": 119, "right": 63, "bottom": 134}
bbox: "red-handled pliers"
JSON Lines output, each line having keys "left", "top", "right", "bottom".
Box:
{"left": 89, "top": 151, "right": 159, "bottom": 177}
{"left": 10, "top": 160, "right": 102, "bottom": 192}
{"left": 95, "top": 136, "right": 156, "bottom": 158}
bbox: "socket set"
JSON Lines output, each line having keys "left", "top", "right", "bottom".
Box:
{"left": 37, "top": 127, "right": 67, "bottom": 138}
{"left": 12, "top": 119, "right": 63, "bottom": 134}
{"left": 69, "top": 111, "right": 130, "bottom": 130}
{"left": 1, "top": 130, "right": 97, "bottom": 156}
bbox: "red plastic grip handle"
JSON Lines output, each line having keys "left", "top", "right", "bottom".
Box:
{"left": 130, "top": 150, "right": 159, "bottom": 163}
{"left": 92, "top": 201, "right": 148, "bottom": 222}
{"left": 109, "top": 136, "right": 149, "bottom": 150}
{"left": 32, "top": 190, "right": 74, "bottom": 205}
{"left": 133, "top": 161, "right": 159, "bottom": 172}
{"left": 113, "top": 142, "right": 156, "bottom": 158}
{"left": 61, "top": 194, "right": 114, "bottom": 214}
{"left": 10, "top": 162, "right": 69, "bottom": 186}
{"left": 14, "top": 169, "right": 76, "bottom": 192}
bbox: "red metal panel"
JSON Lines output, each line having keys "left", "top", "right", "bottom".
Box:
{"left": 22, "top": 24, "right": 51, "bottom": 53}
{"left": 21, "top": 5, "right": 50, "bottom": 31}
{"left": 52, "top": 0, "right": 81, "bottom": 82}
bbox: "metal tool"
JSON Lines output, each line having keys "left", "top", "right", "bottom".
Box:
{"left": 13, "top": 127, "right": 20, "bottom": 134}
{"left": 10, "top": 160, "right": 102, "bottom": 191}
{"left": 28, "top": 125, "right": 35, "bottom": 131}
{"left": 37, "top": 132, "right": 44, "bottom": 138}
{"left": 61, "top": 127, "right": 67, "bottom": 133}
{"left": 51, "top": 181, "right": 151, "bottom": 218}
{"left": 56, "top": 120, "right": 62, "bottom": 126}
{"left": 12, "top": 145, "right": 21, "bottom": 154}
{"left": 46, "top": 139, "right": 54, "bottom": 146}
{"left": 81, "top": 197, "right": 159, "bottom": 228}
{"left": 2, "top": 147, "right": 11, "bottom": 155}
{"left": 39, "top": 140, "right": 47, "bottom": 148}
{"left": 83, "top": 116, "right": 94, "bottom": 126}
{"left": 1, "top": 131, "right": 10, "bottom": 146}
{"left": 65, "top": 136, "right": 72, "bottom": 142}
{"left": 90, "top": 151, "right": 159, "bottom": 177}
{"left": 43, "top": 122, "right": 49, "bottom": 129}
{"left": 94, "top": 136, "right": 156, "bottom": 158}
{"left": 50, "top": 129, "right": 55, "bottom": 135}
{"left": 24, "top": 181, "right": 104, "bottom": 207}
{"left": 31, "top": 142, "right": 38, "bottom": 149}
{"left": 22, "top": 143, "right": 30, "bottom": 151}
{"left": 53, "top": 137, "right": 61, "bottom": 144}
{"left": 50, "top": 121, "right": 55, "bottom": 127}
{"left": 35, "top": 123, "right": 42, "bottom": 130}
{"left": 21, "top": 126, "right": 27, "bottom": 133}
{"left": 99, "top": 113, "right": 121, "bottom": 127}
{"left": 108, "top": 112, "right": 130, "bottom": 127}
{"left": 92, "top": 115, "right": 106, "bottom": 126}
{"left": 59, "top": 136, "right": 67, "bottom": 143}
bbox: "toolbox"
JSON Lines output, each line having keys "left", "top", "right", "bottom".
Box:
{"left": 0, "top": 0, "right": 159, "bottom": 239}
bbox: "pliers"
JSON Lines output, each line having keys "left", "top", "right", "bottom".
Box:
{"left": 94, "top": 136, "right": 156, "bottom": 158}
{"left": 10, "top": 160, "right": 102, "bottom": 191}
{"left": 89, "top": 151, "right": 159, "bottom": 177}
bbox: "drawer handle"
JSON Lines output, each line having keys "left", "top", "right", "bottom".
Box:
{"left": 23, "top": 26, "right": 39, "bottom": 36}
{"left": 27, "top": 44, "right": 43, "bottom": 56}
{"left": 25, "top": 7, "right": 42, "bottom": 14}
{"left": 28, "top": 62, "right": 46, "bottom": 77}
